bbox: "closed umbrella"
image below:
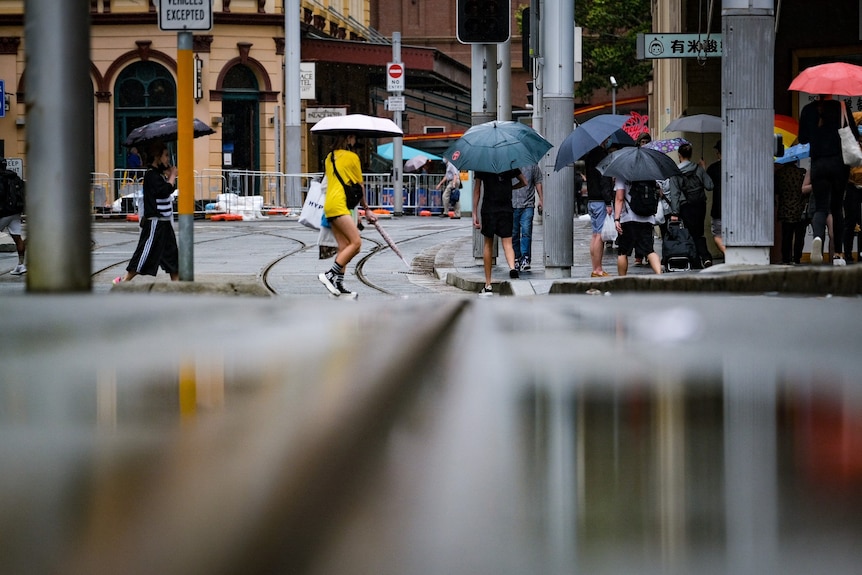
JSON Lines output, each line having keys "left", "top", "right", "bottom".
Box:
{"left": 370, "top": 220, "right": 410, "bottom": 268}
{"left": 554, "top": 114, "right": 631, "bottom": 171}
{"left": 444, "top": 121, "right": 553, "bottom": 173}
{"left": 597, "top": 146, "right": 681, "bottom": 182}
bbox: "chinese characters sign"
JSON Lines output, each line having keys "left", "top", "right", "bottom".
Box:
{"left": 637, "top": 34, "right": 722, "bottom": 60}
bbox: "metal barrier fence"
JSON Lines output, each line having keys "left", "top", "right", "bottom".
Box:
{"left": 91, "top": 170, "right": 445, "bottom": 216}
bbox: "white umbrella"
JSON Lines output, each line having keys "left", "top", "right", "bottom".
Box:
{"left": 310, "top": 114, "right": 403, "bottom": 138}
{"left": 404, "top": 155, "right": 430, "bottom": 172}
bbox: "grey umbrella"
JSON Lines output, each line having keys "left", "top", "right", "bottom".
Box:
{"left": 664, "top": 114, "right": 722, "bottom": 154}
{"left": 596, "top": 146, "right": 681, "bottom": 182}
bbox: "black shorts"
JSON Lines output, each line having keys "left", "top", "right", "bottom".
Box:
{"left": 616, "top": 221, "right": 656, "bottom": 257}
{"left": 480, "top": 210, "right": 514, "bottom": 238}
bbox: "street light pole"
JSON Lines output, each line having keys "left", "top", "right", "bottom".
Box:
{"left": 610, "top": 76, "right": 617, "bottom": 114}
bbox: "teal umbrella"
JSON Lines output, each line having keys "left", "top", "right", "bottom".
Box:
{"left": 376, "top": 143, "right": 442, "bottom": 161}
{"left": 444, "top": 121, "right": 552, "bottom": 173}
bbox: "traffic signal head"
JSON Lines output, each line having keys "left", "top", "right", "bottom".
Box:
{"left": 457, "top": 0, "right": 510, "bottom": 44}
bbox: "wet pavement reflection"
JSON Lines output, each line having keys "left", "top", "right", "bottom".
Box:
{"left": 0, "top": 294, "right": 860, "bottom": 574}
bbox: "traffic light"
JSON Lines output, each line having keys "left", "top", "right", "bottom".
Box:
{"left": 457, "top": 0, "right": 510, "bottom": 44}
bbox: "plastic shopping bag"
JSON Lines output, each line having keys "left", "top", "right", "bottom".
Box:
{"left": 299, "top": 179, "right": 325, "bottom": 229}
{"left": 601, "top": 213, "right": 618, "bottom": 242}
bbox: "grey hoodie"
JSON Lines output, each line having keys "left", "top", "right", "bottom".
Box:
{"left": 666, "top": 160, "right": 714, "bottom": 215}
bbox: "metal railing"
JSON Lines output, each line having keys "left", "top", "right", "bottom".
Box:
{"left": 91, "top": 170, "right": 445, "bottom": 216}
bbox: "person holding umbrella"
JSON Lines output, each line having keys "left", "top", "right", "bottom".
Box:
{"left": 112, "top": 141, "right": 179, "bottom": 285}
{"left": 798, "top": 94, "right": 853, "bottom": 265}
{"left": 612, "top": 177, "right": 663, "bottom": 277}
{"left": 318, "top": 133, "right": 377, "bottom": 298}
{"left": 473, "top": 169, "right": 528, "bottom": 295}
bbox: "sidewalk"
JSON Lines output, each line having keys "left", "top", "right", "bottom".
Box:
{"left": 438, "top": 214, "right": 862, "bottom": 297}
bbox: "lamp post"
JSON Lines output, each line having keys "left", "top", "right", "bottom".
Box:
{"left": 610, "top": 75, "right": 617, "bottom": 114}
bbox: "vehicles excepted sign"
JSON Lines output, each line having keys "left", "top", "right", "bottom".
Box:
{"left": 636, "top": 33, "right": 722, "bottom": 59}
{"left": 156, "top": 0, "right": 213, "bottom": 32}
{"left": 387, "top": 62, "right": 405, "bottom": 93}
{"left": 386, "top": 96, "right": 405, "bottom": 112}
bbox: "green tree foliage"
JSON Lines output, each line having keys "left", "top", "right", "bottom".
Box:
{"left": 575, "top": 0, "right": 652, "bottom": 100}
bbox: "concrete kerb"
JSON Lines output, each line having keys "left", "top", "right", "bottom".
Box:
{"left": 548, "top": 263, "right": 862, "bottom": 296}
{"left": 111, "top": 280, "right": 271, "bottom": 297}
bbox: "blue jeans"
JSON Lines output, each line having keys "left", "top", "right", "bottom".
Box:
{"left": 512, "top": 207, "right": 534, "bottom": 260}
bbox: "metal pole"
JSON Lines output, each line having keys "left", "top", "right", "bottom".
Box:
{"left": 471, "top": 44, "right": 498, "bottom": 262}
{"left": 498, "top": 40, "right": 511, "bottom": 121}
{"left": 285, "top": 0, "right": 301, "bottom": 199}
{"left": 24, "top": 0, "right": 92, "bottom": 292}
{"left": 177, "top": 31, "right": 195, "bottom": 281}
{"left": 541, "top": 0, "right": 574, "bottom": 277}
{"left": 392, "top": 32, "right": 404, "bottom": 216}
{"left": 722, "top": 0, "right": 775, "bottom": 265}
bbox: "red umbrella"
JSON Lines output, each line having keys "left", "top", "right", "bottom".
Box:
{"left": 789, "top": 62, "right": 862, "bottom": 96}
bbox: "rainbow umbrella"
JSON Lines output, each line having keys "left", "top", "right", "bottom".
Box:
{"left": 775, "top": 114, "right": 799, "bottom": 148}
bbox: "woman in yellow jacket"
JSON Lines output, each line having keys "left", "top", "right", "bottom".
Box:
{"left": 318, "top": 134, "right": 377, "bottom": 297}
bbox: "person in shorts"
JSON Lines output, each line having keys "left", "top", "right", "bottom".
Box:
{"left": 612, "top": 177, "right": 662, "bottom": 276}
{"left": 473, "top": 169, "right": 527, "bottom": 295}
{"left": 0, "top": 159, "right": 26, "bottom": 276}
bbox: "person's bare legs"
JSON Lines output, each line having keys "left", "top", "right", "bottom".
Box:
{"left": 590, "top": 233, "right": 605, "bottom": 274}
{"left": 713, "top": 234, "right": 725, "bottom": 254}
{"left": 329, "top": 215, "right": 362, "bottom": 267}
{"left": 501, "top": 236, "right": 516, "bottom": 270}
{"left": 647, "top": 251, "right": 662, "bottom": 274}
{"left": 617, "top": 254, "right": 628, "bottom": 276}
{"left": 483, "top": 235, "right": 494, "bottom": 286}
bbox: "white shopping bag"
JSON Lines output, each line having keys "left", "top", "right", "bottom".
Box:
{"left": 298, "top": 179, "right": 325, "bottom": 229}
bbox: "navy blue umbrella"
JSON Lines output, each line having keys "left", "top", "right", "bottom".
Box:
{"left": 554, "top": 114, "right": 631, "bottom": 171}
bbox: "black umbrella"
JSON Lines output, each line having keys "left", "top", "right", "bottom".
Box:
{"left": 596, "top": 146, "right": 681, "bottom": 182}
{"left": 123, "top": 117, "right": 216, "bottom": 147}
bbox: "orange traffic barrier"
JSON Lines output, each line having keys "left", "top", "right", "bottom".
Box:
{"left": 211, "top": 213, "right": 243, "bottom": 221}
{"left": 419, "top": 210, "right": 432, "bottom": 217}
{"left": 126, "top": 214, "right": 139, "bottom": 222}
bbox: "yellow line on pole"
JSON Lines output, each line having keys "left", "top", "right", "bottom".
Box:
{"left": 177, "top": 44, "right": 194, "bottom": 217}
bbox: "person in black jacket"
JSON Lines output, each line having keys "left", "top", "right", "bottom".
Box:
{"left": 113, "top": 142, "right": 179, "bottom": 284}
{"left": 798, "top": 94, "right": 853, "bottom": 264}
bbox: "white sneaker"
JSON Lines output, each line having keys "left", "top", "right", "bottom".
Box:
{"left": 811, "top": 237, "right": 823, "bottom": 264}
{"left": 10, "top": 264, "right": 26, "bottom": 275}
{"left": 318, "top": 271, "right": 340, "bottom": 296}
{"left": 479, "top": 285, "right": 493, "bottom": 296}
{"left": 833, "top": 255, "right": 846, "bottom": 266}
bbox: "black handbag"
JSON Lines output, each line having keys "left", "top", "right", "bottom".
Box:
{"left": 330, "top": 153, "right": 363, "bottom": 209}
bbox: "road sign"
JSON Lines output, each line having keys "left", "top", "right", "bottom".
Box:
{"left": 4, "top": 158, "right": 22, "bottom": 178}
{"left": 387, "top": 62, "right": 405, "bottom": 92}
{"left": 386, "top": 96, "right": 405, "bottom": 112}
{"left": 156, "top": 0, "right": 213, "bottom": 32}
{"left": 637, "top": 33, "right": 722, "bottom": 59}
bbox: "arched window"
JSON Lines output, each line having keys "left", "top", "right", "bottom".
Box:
{"left": 117, "top": 61, "right": 176, "bottom": 110}
{"left": 114, "top": 61, "right": 177, "bottom": 171}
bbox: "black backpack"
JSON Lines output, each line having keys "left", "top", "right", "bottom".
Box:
{"left": 0, "top": 171, "right": 25, "bottom": 216}
{"left": 627, "top": 180, "right": 659, "bottom": 217}
{"left": 679, "top": 170, "right": 706, "bottom": 204}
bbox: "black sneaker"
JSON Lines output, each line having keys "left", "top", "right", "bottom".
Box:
{"left": 318, "top": 271, "right": 340, "bottom": 296}
{"left": 335, "top": 282, "right": 358, "bottom": 299}
{"left": 479, "top": 285, "right": 493, "bottom": 296}
{"left": 521, "top": 256, "right": 531, "bottom": 271}
{"left": 509, "top": 268, "right": 519, "bottom": 279}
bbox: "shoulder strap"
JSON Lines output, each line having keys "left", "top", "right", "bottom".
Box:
{"left": 330, "top": 152, "right": 351, "bottom": 187}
